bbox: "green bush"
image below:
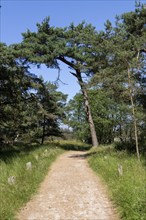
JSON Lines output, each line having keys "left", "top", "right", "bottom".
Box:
{"left": 114, "top": 140, "right": 146, "bottom": 155}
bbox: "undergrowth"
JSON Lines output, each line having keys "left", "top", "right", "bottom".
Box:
{"left": 0, "top": 143, "right": 64, "bottom": 220}
{"left": 88, "top": 146, "right": 146, "bottom": 220}
{"left": 50, "top": 139, "right": 91, "bottom": 151}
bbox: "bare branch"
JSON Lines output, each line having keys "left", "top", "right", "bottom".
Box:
{"left": 70, "top": 71, "right": 77, "bottom": 78}
{"left": 54, "top": 67, "right": 68, "bottom": 85}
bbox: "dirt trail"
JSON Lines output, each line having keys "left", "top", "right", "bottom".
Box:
{"left": 16, "top": 151, "right": 119, "bottom": 220}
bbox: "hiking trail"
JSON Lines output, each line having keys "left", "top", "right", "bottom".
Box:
{"left": 16, "top": 151, "right": 119, "bottom": 220}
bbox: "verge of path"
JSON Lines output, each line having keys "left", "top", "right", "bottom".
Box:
{"left": 16, "top": 151, "right": 120, "bottom": 220}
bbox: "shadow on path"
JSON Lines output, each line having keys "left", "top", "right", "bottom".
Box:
{"left": 68, "top": 152, "right": 96, "bottom": 160}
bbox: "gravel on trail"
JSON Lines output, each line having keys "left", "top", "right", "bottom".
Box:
{"left": 16, "top": 151, "right": 120, "bottom": 220}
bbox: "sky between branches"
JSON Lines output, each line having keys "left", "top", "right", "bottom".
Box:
{"left": 1, "top": 0, "right": 144, "bottom": 101}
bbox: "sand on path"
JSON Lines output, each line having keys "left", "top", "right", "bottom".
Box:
{"left": 16, "top": 151, "right": 119, "bottom": 220}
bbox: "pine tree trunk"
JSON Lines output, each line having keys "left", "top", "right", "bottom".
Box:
{"left": 127, "top": 68, "right": 140, "bottom": 161}
{"left": 76, "top": 70, "right": 99, "bottom": 147}
{"left": 57, "top": 56, "right": 98, "bottom": 147}
{"left": 41, "top": 114, "right": 46, "bottom": 145}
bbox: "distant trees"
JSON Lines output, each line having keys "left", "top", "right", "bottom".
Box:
{"left": 65, "top": 89, "right": 123, "bottom": 144}
{"left": 36, "top": 81, "right": 67, "bottom": 144}
{"left": 64, "top": 93, "right": 90, "bottom": 142}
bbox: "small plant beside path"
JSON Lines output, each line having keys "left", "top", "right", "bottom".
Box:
{"left": 0, "top": 143, "right": 64, "bottom": 220}
{"left": 88, "top": 146, "right": 146, "bottom": 220}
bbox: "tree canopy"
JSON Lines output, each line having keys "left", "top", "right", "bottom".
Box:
{"left": 0, "top": 3, "right": 145, "bottom": 156}
{"left": 0, "top": 43, "right": 67, "bottom": 145}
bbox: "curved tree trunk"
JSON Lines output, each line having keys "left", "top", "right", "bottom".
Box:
{"left": 76, "top": 70, "right": 99, "bottom": 147}
{"left": 58, "top": 56, "right": 99, "bottom": 147}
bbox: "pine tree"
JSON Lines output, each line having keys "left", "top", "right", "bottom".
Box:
{"left": 14, "top": 19, "right": 100, "bottom": 146}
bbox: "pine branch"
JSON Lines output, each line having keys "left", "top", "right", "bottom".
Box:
{"left": 69, "top": 71, "right": 77, "bottom": 78}
{"left": 57, "top": 55, "right": 76, "bottom": 69}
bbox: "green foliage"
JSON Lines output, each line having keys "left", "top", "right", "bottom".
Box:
{"left": 89, "top": 89, "right": 117, "bottom": 144}
{"left": 88, "top": 146, "right": 146, "bottom": 220}
{"left": 64, "top": 93, "right": 90, "bottom": 142}
{"left": 1, "top": 5, "right": 146, "bottom": 219}
{"left": 114, "top": 140, "right": 146, "bottom": 155}
{"left": 89, "top": 3, "right": 146, "bottom": 150}
{"left": 0, "top": 43, "right": 41, "bottom": 143}
{"left": 17, "top": 19, "right": 99, "bottom": 74}
{"left": 0, "top": 43, "right": 67, "bottom": 145}
{"left": 65, "top": 89, "right": 130, "bottom": 144}
{"left": 13, "top": 18, "right": 108, "bottom": 147}
{"left": 34, "top": 80, "right": 67, "bottom": 144}
{"left": 1, "top": 3, "right": 146, "bottom": 150}
{"left": 0, "top": 143, "right": 64, "bottom": 220}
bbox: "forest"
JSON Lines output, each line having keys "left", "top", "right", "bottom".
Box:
{"left": 0, "top": 3, "right": 146, "bottom": 220}
{"left": 1, "top": 3, "right": 146, "bottom": 158}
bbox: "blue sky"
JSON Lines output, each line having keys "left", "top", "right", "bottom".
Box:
{"left": 0, "top": 0, "right": 143, "bottom": 100}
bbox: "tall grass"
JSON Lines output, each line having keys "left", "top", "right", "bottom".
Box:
{"left": 88, "top": 146, "right": 146, "bottom": 220}
{"left": 0, "top": 143, "right": 64, "bottom": 220}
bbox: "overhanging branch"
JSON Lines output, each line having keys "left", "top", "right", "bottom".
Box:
{"left": 57, "top": 55, "right": 76, "bottom": 69}
{"left": 70, "top": 71, "right": 77, "bottom": 78}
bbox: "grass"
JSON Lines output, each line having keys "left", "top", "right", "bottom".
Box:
{"left": 0, "top": 139, "right": 90, "bottom": 219}
{"left": 2, "top": 140, "right": 144, "bottom": 220}
{"left": 50, "top": 139, "right": 92, "bottom": 151}
{"left": 0, "top": 142, "right": 64, "bottom": 220}
{"left": 88, "top": 146, "right": 146, "bottom": 220}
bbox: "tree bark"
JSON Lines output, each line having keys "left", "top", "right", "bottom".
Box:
{"left": 127, "top": 68, "right": 140, "bottom": 161}
{"left": 58, "top": 56, "right": 99, "bottom": 147}
{"left": 76, "top": 70, "right": 99, "bottom": 147}
{"left": 41, "top": 114, "right": 46, "bottom": 145}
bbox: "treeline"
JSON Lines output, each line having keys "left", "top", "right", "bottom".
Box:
{"left": 64, "top": 3, "right": 146, "bottom": 154}
{"left": 0, "top": 3, "right": 146, "bottom": 155}
{"left": 0, "top": 43, "right": 67, "bottom": 145}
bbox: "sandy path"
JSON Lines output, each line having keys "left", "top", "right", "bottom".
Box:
{"left": 16, "top": 151, "right": 119, "bottom": 220}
